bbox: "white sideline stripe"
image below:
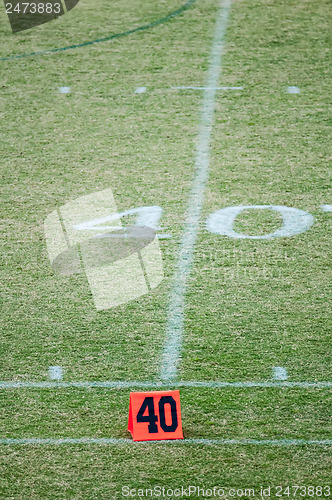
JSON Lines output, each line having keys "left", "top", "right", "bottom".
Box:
{"left": 1, "top": 380, "right": 331, "bottom": 389}
{"left": 0, "top": 437, "right": 331, "bottom": 446}
{"left": 172, "top": 86, "right": 243, "bottom": 90}
{"left": 160, "top": 0, "right": 232, "bottom": 381}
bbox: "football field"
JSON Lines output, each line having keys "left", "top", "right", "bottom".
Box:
{"left": 0, "top": 0, "right": 331, "bottom": 497}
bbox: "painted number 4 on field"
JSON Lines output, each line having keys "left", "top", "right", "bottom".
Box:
{"left": 128, "top": 390, "right": 183, "bottom": 441}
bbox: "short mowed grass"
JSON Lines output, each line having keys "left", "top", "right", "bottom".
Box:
{"left": 0, "top": 0, "right": 331, "bottom": 497}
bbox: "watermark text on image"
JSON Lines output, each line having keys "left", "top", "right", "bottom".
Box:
{"left": 122, "top": 485, "right": 331, "bottom": 497}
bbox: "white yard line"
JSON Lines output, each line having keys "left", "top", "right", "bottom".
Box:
{"left": 172, "top": 86, "right": 242, "bottom": 90}
{"left": 160, "top": 0, "right": 232, "bottom": 381}
{"left": 0, "top": 437, "right": 330, "bottom": 446}
{"left": 1, "top": 380, "right": 331, "bottom": 389}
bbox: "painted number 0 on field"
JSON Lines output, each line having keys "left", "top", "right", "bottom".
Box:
{"left": 206, "top": 205, "right": 314, "bottom": 239}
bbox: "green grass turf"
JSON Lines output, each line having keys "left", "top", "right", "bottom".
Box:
{"left": 0, "top": 0, "right": 331, "bottom": 497}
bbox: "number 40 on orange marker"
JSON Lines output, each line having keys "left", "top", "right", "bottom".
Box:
{"left": 128, "top": 390, "right": 183, "bottom": 441}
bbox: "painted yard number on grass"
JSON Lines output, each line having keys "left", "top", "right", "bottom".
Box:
{"left": 128, "top": 390, "right": 183, "bottom": 441}
{"left": 74, "top": 205, "right": 163, "bottom": 232}
{"left": 117, "top": 204, "right": 316, "bottom": 239}
{"left": 72, "top": 202, "right": 328, "bottom": 247}
{"left": 80, "top": 203, "right": 318, "bottom": 240}
{"left": 96, "top": 204, "right": 317, "bottom": 240}
{"left": 45, "top": 193, "right": 327, "bottom": 311}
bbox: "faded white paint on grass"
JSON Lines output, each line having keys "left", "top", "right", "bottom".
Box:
{"left": 287, "top": 86, "right": 300, "bottom": 94}
{"left": 48, "top": 366, "right": 63, "bottom": 381}
{"left": 157, "top": 234, "right": 172, "bottom": 239}
{"left": 160, "top": 0, "right": 232, "bottom": 381}
{"left": 273, "top": 367, "right": 288, "bottom": 381}
{"left": 135, "top": 87, "right": 147, "bottom": 94}
{"left": 59, "top": 87, "right": 71, "bottom": 93}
